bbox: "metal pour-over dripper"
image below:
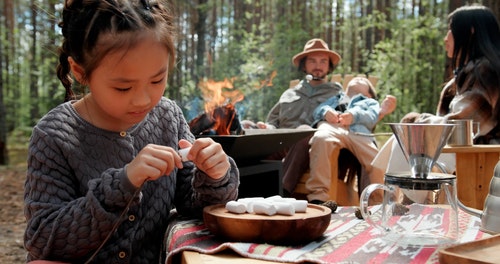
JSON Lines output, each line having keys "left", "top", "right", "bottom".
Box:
{"left": 388, "top": 123, "right": 455, "bottom": 178}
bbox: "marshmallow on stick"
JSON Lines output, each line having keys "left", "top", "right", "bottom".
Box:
{"left": 178, "top": 147, "right": 191, "bottom": 162}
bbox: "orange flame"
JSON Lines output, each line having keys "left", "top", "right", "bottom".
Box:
{"left": 192, "top": 72, "right": 276, "bottom": 135}
{"left": 257, "top": 70, "right": 277, "bottom": 89}
{"left": 199, "top": 78, "right": 244, "bottom": 113}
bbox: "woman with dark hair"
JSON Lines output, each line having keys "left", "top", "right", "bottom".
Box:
{"left": 437, "top": 4, "right": 500, "bottom": 143}
{"left": 373, "top": 4, "right": 500, "bottom": 174}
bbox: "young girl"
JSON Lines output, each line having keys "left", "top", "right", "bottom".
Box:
{"left": 24, "top": 0, "right": 239, "bottom": 263}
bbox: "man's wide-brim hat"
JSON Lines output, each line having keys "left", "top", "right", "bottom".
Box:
{"left": 292, "top": 38, "right": 341, "bottom": 67}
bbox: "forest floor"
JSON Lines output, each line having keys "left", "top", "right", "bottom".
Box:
{"left": 0, "top": 164, "right": 28, "bottom": 263}
{"left": 0, "top": 143, "right": 30, "bottom": 263}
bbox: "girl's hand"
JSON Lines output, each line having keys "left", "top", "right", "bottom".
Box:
{"left": 126, "top": 144, "right": 183, "bottom": 187}
{"left": 184, "top": 137, "right": 230, "bottom": 180}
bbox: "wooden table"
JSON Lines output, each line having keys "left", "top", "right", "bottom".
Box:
{"left": 181, "top": 250, "right": 291, "bottom": 264}
{"left": 442, "top": 145, "right": 500, "bottom": 210}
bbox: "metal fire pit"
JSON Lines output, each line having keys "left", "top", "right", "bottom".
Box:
{"left": 197, "top": 129, "right": 315, "bottom": 162}
{"left": 198, "top": 128, "right": 316, "bottom": 198}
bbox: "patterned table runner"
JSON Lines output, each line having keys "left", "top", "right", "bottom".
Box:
{"left": 164, "top": 206, "right": 490, "bottom": 264}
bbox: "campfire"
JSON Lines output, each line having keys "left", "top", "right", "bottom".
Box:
{"left": 186, "top": 76, "right": 316, "bottom": 164}
{"left": 188, "top": 69, "right": 277, "bottom": 136}
{"left": 189, "top": 103, "right": 243, "bottom": 135}
{"left": 189, "top": 78, "right": 244, "bottom": 135}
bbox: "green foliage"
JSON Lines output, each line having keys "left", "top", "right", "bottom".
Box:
{"left": 184, "top": 12, "right": 306, "bottom": 123}
{"left": 175, "top": 79, "right": 200, "bottom": 120}
{"left": 2, "top": 0, "right": 478, "bottom": 151}
{"left": 181, "top": 26, "right": 280, "bottom": 122}
{"left": 367, "top": 8, "right": 448, "bottom": 130}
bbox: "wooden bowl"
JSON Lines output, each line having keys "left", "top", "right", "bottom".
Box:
{"left": 203, "top": 203, "right": 331, "bottom": 245}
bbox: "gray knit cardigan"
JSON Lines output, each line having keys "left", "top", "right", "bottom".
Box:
{"left": 24, "top": 97, "right": 239, "bottom": 263}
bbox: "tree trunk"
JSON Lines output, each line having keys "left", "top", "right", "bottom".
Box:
{"left": 47, "top": 0, "right": 60, "bottom": 106}
{"left": 0, "top": 11, "right": 7, "bottom": 165}
{"left": 195, "top": 0, "right": 208, "bottom": 80}
{"left": 364, "top": 0, "right": 374, "bottom": 72}
{"left": 0, "top": 0, "right": 14, "bottom": 164}
{"left": 29, "top": 0, "right": 39, "bottom": 126}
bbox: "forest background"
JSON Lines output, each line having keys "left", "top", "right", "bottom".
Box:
{"left": 1, "top": 0, "right": 500, "bottom": 165}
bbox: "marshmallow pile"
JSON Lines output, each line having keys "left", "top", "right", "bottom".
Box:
{"left": 225, "top": 195, "right": 308, "bottom": 216}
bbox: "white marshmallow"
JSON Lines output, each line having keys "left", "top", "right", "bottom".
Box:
{"left": 252, "top": 201, "right": 277, "bottom": 216}
{"left": 178, "top": 147, "right": 191, "bottom": 162}
{"left": 231, "top": 197, "right": 307, "bottom": 216}
{"left": 290, "top": 200, "right": 308, "bottom": 213}
{"left": 238, "top": 197, "right": 264, "bottom": 213}
{"left": 273, "top": 201, "right": 295, "bottom": 216}
{"left": 265, "top": 195, "right": 284, "bottom": 201}
{"left": 225, "top": 200, "right": 247, "bottom": 214}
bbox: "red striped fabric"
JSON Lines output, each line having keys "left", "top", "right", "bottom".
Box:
{"left": 165, "top": 207, "right": 490, "bottom": 264}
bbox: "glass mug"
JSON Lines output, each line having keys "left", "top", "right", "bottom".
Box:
{"left": 360, "top": 172, "right": 459, "bottom": 247}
